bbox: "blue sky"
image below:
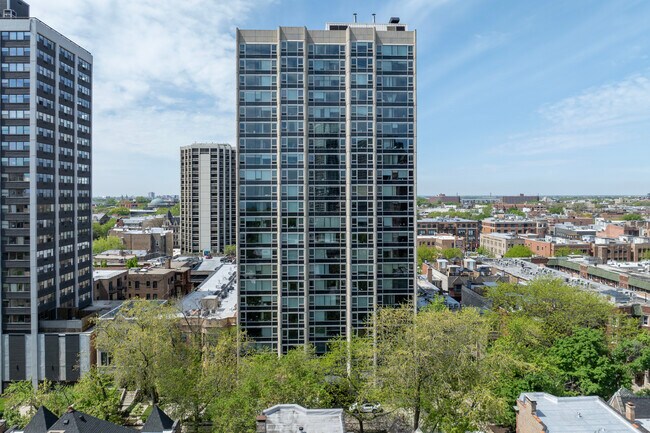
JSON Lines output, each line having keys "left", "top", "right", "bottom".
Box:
{"left": 30, "top": 0, "right": 650, "bottom": 196}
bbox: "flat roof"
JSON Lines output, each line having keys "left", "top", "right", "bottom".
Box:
{"left": 93, "top": 270, "right": 127, "bottom": 280}
{"left": 180, "top": 263, "right": 237, "bottom": 319}
{"left": 519, "top": 393, "right": 640, "bottom": 432}
{"left": 262, "top": 404, "right": 345, "bottom": 433}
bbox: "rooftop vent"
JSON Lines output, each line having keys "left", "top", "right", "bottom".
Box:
{"left": 389, "top": 17, "right": 400, "bottom": 24}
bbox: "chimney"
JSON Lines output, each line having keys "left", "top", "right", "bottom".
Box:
{"left": 525, "top": 397, "right": 537, "bottom": 415}
{"left": 256, "top": 415, "right": 267, "bottom": 433}
{"left": 626, "top": 402, "right": 635, "bottom": 422}
{"left": 353, "top": 12, "right": 357, "bottom": 23}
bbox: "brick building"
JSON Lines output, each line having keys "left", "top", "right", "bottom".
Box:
{"left": 417, "top": 235, "right": 465, "bottom": 251}
{"left": 125, "top": 267, "right": 192, "bottom": 300}
{"left": 418, "top": 217, "right": 480, "bottom": 250}
{"left": 523, "top": 238, "right": 591, "bottom": 258}
{"left": 480, "top": 233, "right": 524, "bottom": 257}
{"left": 516, "top": 392, "right": 643, "bottom": 432}
{"left": 108, "top": 227, "right": 174, "bottom": 256}
{"left": 500, "top": 194, "right": 539, "bottom": 205}
{"left": 427, "top": 194, "right": 460, "bottom": 204}
{"left": 93, "top": 269, "right": 128, "bottom": 301}
{"left": 482, "top": 217, "right": 546, "bottom": 237}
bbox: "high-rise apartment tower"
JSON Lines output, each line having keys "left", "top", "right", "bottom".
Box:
{"left": 237, "top": 19, "right": 416, "bottom": 353}
{"left": 0, "top": 0, "right": 93, "bottom": 383}
{"left": 180, "top": 143, "right": 236, "bottom": 255}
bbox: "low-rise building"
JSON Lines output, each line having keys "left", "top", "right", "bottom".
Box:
{"left": 553, "top": 223, "right": 598, "bottom": 240}
{"left": 418, "top": 217, "right": 480, "bottom": 250}
{"left": 93, "top": 269, "right": 128, "bottom": 301}
{"left": 482, "top": 217, "right": 545, "bottom": 237}
{"left": 501, "top": 193, "right": 539, "bottom": 205}
{"left": 92, "top": 213, "right": 110, "bottom": 225}
{"left": 523, "top": 238, "right": 591, "bottom": 258}
{"left": 94, "top": 249, "right": 151, "bottom": 266}
{"left": 480, "top": 233, "right": 524, "bottom": 257}
{"left": 12, "top": 404, "right": 179, "bottom": 433}
{"left": 427, "top": 193, "right": 461, "bottom": 204}
{"left": 256, "top": 405, "right": 345, "bottom": 433}
{"left": 417, "top": 234, "right": 465, "bottom": 251}
{"left": 125, "top": 266, "right": 192, "bottom": 300}
{"left": 108, "top": 227, "right": 174, "bottom": 256}
{"left": 516, "top": 392, "right": 645, "bottom": 432}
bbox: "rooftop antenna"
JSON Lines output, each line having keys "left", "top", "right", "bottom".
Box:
{"left": 353, "top": 13, "right": 357, "bottom": 23}
{"left": 372, "top": 13, "right": 376, "bottom": 23}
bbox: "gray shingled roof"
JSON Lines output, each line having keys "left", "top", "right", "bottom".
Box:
{"left": 609, "top": 387, "right": 650, "bottom": 419}
{"left": 46, "top": 409, "right": 135, "bottom": 433}
{"left": 23, "top": 406, "right": 58, "bottom": 433}
{"left": 142, "top": 405, "right": 175, "bottom": 432}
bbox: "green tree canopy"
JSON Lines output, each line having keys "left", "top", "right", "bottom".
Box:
{"left": 223, "top": 244, "right": 237, "bottom": 257}
{"left": 503, "top": 245, "right": 533, "bottom": 258}
{"left": 554, "top": 246, "right": 581, "bottom": 257}
{"left": 93, "top": 236, "right": 124, "bottom": 255}
{"left": 417, "top": 245, "right": 438, "bottom": 267}
{"left": 507, "top": 208, "right": 526, "bottom": 217}
{"left": 111, "top": 207, "right": 131, "bottom": 216}
{"left": 622, "top": 213, "right": 643, "bottom": 221}
{"left": 441, "top": 247, "right": 463, "bottom": 260}
{"left": 548, "top": 204, "right": 565, "bottom": 215}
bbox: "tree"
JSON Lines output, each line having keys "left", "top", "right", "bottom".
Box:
{"left": 416, "top": 196, "right": 430, "bottom": 207}
{"left": 92, "top": 236, "right": 124, "bottom": 255}
{"left": 503, "top": 245, "right": 533, "bottom": 258}
{"left": 417, "top": 245, "right": 438, "bottom": 267}
{"left": 94, "top": 300, "right": 178, "bottom": 403}
{"left": 377, "top": 303, "right": 505, "bottom": 432}
{"left": 476, "top": 246, "right": 494, "bottom": 257}
{"left": 441, "top": 247, "right": 463, "bottom": 260}
{"left": 507, "top": 208, "right": 525, "bottom": 217}
{"left": 125, "top": 257, "right": 139, "bottom": 268}
{"left": 477, "top": 204, "right": 493, "bottom": 220}
{"left": 642, "top": 251, "right": 650, "bottom": 261}
{"left": 1, "top": 381, "right": 71, "bottom": 428}
{"left": 158, "top": 328, "right": 240, "bottom": 433}
{"left": 622, "top": 213, "right": 643, "bottom": 221}
{"left": 72, "top": 368, "right": 121, "bottom": 422}
{"left": 485, "top": 277, "right": 616, "bottom": 345}
{"left": 93, "top": 218, "right": 116, "bottom": 240}
{"left": 322, "top": 337, "right": 382, "bottom": 433}
{"left": 572, "top": 203, "right": 587, "bottom": 213}
{"left": 111, "top": 207, "right": 131, "bottom": 216}
{"left": 155, "top": 203, "right": 180, "bottom": 216}
{"left": 223, "top": 244, "right": 236, "bottom": 257}
{"left": 210, "top": 347, "right": 330, "bottom": 433}
{"left": 554, "top": 247, "right": 581, "bottom": 257}
{"left": 548, "top": 204, "right": 564, "bottom": 215}
{"left": 548, "top": 328, "right": 625, "bottom": 396}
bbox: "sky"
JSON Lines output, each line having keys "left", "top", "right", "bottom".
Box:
{"left": 28, "top": 0, "right": 650, "bottom": 196}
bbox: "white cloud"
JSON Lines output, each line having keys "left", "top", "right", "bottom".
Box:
{"left": 493, "top": 73, "right": 650, "bottom": 156}
{"left": 539, "top": 74, "right": 650, "bottom": 128}
{"left": 28, "top": 0, "right": 273, "bottom": 195}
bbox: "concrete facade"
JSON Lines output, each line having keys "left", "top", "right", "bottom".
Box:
{"left": 180, "top": 143, "right": 235, "bottom": 255}
{"left": 237, "top": 22, "right": 417, "bottom": 353}
{"left": 0, "top": 5, "right": 93, "bottom": 386}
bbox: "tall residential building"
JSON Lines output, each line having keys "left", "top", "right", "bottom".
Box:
{"left": 237, "top": 20, "right": 416, "bottom": 353}
{"left": 180, "top": 143, "right": 235, "bottom": 255}
{"left": 0, "top": 0, "right": 93, "bottom": 383}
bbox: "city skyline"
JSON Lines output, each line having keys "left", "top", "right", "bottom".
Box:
{"left": 25, "top": 0, "right": 650, "bottom": 196}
